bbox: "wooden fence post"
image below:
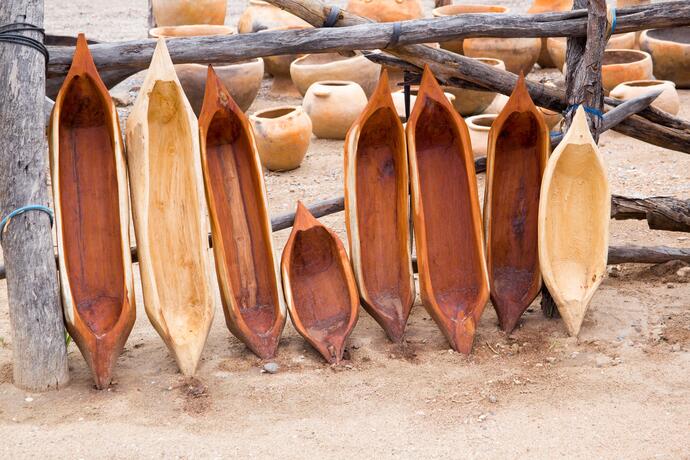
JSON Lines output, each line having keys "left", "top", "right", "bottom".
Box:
{"left": 0, "top": 0, "right": 69, "bottom": 390}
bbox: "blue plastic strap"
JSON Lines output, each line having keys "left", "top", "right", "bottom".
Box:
{"left": 610, "top": 8, "right": 617, "bottom": 35}
{"left": 323, "top": 6, "right": 341, "bottom": 27}
{"left": 565, "top": 104, "right": 604, "bottom": 120}
{"left": 0, "top": 205, "right": 54, "bottom": 241}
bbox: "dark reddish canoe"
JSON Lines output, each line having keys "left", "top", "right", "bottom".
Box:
{"left": 484, "top": 73, "right": 549, "bottom": 333}
{"left": 406, "top": 66, "right": 489, "bottom": 354}
{"left": 344, "top": 70, "right": 415, "bottom": 343}
{"left": 50, "top": 34, "right": 135, "bottom": 389}
{"left": 281, "top": 202, "right": 359, "bottom": 364}
{"left": 199, "top": 66, "right": 286, "bottom": 359}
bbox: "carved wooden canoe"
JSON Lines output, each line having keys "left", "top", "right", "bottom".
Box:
{"left": 483, "top": 74, "right": 549, "bottom": 333}
{"left": 50, "top": 34, "right": 135, "bottom": 389}
{"left": 280, "top": 202, "right": 359, "bottom": 364}
{"left": 198, "top": 66, "right": 286, "bottom": 359}
{"left": 344, "top": 70, "right": 415, "bottom": 343}
{"left": 125, "top": 38, "right": 215, "bottom": 376}
{"left": 407, "top": 66, "right": 489, "bottom": 354}
{"left": 539, "top": 106, "right": 610, "bottom": 336}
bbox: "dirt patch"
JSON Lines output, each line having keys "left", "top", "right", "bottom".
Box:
{"left": 0, "top": 363, "right": 11, "bottom": 385}
{"left": 180, "top": 377, "right": 211, "bottom": 416}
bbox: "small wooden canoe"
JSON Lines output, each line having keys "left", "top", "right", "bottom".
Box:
{"left": 281, "top": 202, "right": 359, "bottom": 364}
{"left": 50, "top": 34, "right": 136, "bottom": 389}
{"left": 483, "top": 74, "right": 549, "bottom": 333}
{"left": 125, "top": 38, "right": 215, "bottom": 376}
{"left": 198, "top": 66, "right": 286, "bottom": 359}
{"left": 407, "top": 66, "right": 489, "bottom": 354}
{"left": 344, "top": 70, "right": 415, "bottom": 343}
{"left": 539, "top": 106, "right": 610, "bottom": 336}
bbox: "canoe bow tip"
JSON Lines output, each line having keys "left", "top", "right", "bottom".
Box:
{"left": 452, "top": 315, "right": 477, "bottom": 355}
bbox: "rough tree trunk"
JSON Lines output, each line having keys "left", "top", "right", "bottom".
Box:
{"left": 0, "top": 0, "right": 69, "bottom": 390}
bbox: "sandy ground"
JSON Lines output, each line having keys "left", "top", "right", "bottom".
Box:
{"left": 0, "top": 0, "right": 689, "bottom": 458}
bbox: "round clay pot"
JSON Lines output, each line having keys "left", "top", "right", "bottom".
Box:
{"left": 152, "top": 0, "right": 227, "bottom": 27}
{"left": 443, "top": 57, "right": 505, "bottom": 116}
{"left": 250, "top": 106, "right": 312, "bottom": 171}
{"left": 527, "top": 0, "right": 573, "bottom": 68}
{"left": 601, "top": 49, "right": 654, "bottom": 93}
{"left": 609, "top": 80, "right": 680, "bottom": 115}
{"left": 617, "top": 0, "right": 650, "bottom": 6}
{"left": 539, "top": 108, "right": 563, "bottom": 131}
{"left": 547, "top": 32, "right": 637, "bottom": 71}
{"left": 237, "top": 0, "right": 310, "bottom": 33}
{"left": 347, "top": 0, "right": 424, "bottom": 22}
{"left": 640, "top": 27, "right": 690, "bottom": 89}
{"left": 432, "top": 5, "right": 541, "bottom": 75}
{"left": 260, "top": 25, "right": 311, "bottom": 96}
{"left": 149, "top": 25, "right": 235, "bottom": 38}
{"left": 391, "top": 86, "right": 455, "bottom": 120}
{"left": 176, "top": 59, "right": 265, "bottom": 116}
{"left": 302, "top": 81, "right": 368, "bottom": 140}
{"left": 466, "top": 114, "right": 496, "bottom": 159}
{"left": 290, "top": 53, "right": 381, "bottom": 97}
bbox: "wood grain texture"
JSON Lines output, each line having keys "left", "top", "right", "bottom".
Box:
{"left": 344, "top": 70, "right": 415, "bottom": 343}
{"left": 281, "top": 202, "right": 359, "bottom": 364}
{"left": 611, "top": 195, "right": 690, "bottom": 233}
{"left": 484, "top": 74, "right": 549, "bottom": 334}
{"left": 199, "top": 66, "right": 286, "bottom": 359}
{"left": 125, "top": 38, "right": 214, "bottom": 376}
{"left": 0, "top": 0, "right": 70, "bottom": 391}
{"left": 539, "top": 106, "right": 611, "bottom": 337}
{"left": 49, "top": 35, "right": 135, "bottom": 389}
{"left": 407, "top": 66, "right": 489, "bottom": 354}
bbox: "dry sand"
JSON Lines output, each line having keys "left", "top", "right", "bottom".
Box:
{"left": 0, "top": 1, "right": 688, "bottom": 458}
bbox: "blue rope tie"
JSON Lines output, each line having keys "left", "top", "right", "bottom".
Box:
{"left": 323, "top": 6, "right": 341, "bottom": 27}
{"left": 0, "top": 205, "right": 54, "bottom": 241}
{"left": 565, "top": 104, "right": 604, "bottom": 120}
{"left": 610, "top": 8, "right": 617, "bottom": 35}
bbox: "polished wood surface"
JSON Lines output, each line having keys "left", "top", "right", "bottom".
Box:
{"left": 484, "top": 74, "right": 549, "bottom": 333}
{"left": 539, "top": 106, "right": 610, "bottom": 336}
{"left": 407, "top": 66, "right": 489, "bottom": 354}
{"left": 281, "top": 202, "right": 359, "bottom": 364}
{"left": 199, "top": 66, "right": 286, "bottom": 359}
{"left": 344, "top": 70, "right": 415, "bottom": 343}
{"left": 125, "top": 38, "right": 214, "bottom": 376}
{"left": 50, "top": 34, "right": 135, "bottom": 389}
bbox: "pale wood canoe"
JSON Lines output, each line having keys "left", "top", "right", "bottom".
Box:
{"left": 344, "top": 70, "right": 415, "bottom": 343}
{"left": 198, "top": 66, "right": 286, "bottom": 359}
{"left": 483, "top": 74, "right": 549, "bottom": 333}
{"left": 50, "top": 34, "right": 135, "bottom": 389}
{"left": 539, "top": 106, "right": 610, "bottom": 336}
{"left": 407, "top": 66, "right": 489, "bottom": 354}
{"left": 281, "top": 202, "right": 359, "bottom": 364}
{"left": 125, "top": 38, "right": 215, "bottom": 376}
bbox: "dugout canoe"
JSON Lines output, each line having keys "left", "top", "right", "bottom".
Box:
{"left": 483, "top": 74, "right": 549, "bottom": 333}
{"left": 538, "top": 106, "right": 610, "bottom": 336}
{"left": 198, "top": 66, "right": 286, "bottom": 359}
{"left": 344, "top": 70, "right": 415, "bottom": 343}
{"left": 407, "top": 66, "right": 489, "bottom": 354}
{"left": 125, "top": 38, "right": 215, "bottom": 376}
{"left": 50, "top": 34, "right": 135, "bottom": 389}
{"left": 280, "top": 202, "right": 359, "bottom": 364}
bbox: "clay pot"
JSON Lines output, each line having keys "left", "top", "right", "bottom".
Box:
{"left": 347, "top": 0, "right": 424, "bottom": 22}
{"left": 466, "top": 114, "right": 496, "bottom": 158}
{"left": 640, "top": 27, "right": 690, "bottom": 89}
{"left": 527, "top": 0, "right": 573, "bottom": 68}
{"left": 303, "top": 81, "right": 368, "bottom": 140}
{"left": 152, "top": 0, "right": 226, "bottom": 27}
{"left": 601, "top": 49, "right": 654, "bottom": 93}
{"left": 149, "top": 25, "right": 235, "bottom": 39}
{"left": 547, "top": 32, "right": 637, "bottom": 71}
{"left": 237, "top": 0, "right": 310, "bottom": 33}
{"left": 617, "top": 0, "right": 650, "bottom": 6}
{"left": 250, "top": 106, "right": 313, "bottom": 171}
{"left": 539, "top": 108, "right": 563, "bottom": 131}
{"left": 432, "top": 5, "right": 541, "bottom": 75}
{"left": 291, "top": 53, "right": 381, "bottom": 97}
{"left": 609, "top": 80, "right": 680, "bottom": 115}
{"left": 260, "top": 25, "right": 312, "bottom": 96}
{"left": 391, "top": 86, "right": 455, "bottom": 120}
{"left": 443, "top": 57, "right": 505, "bottom": 116}
{"left": 176, "top": 59, "right": 265, "bottom": 116}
